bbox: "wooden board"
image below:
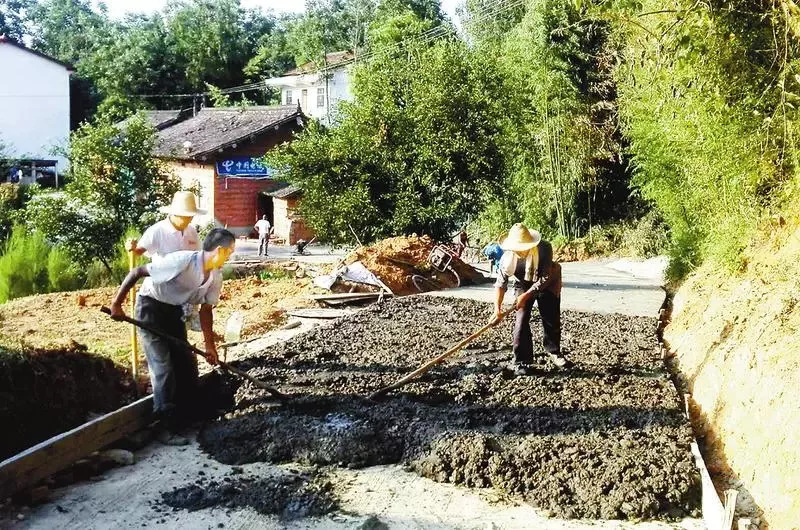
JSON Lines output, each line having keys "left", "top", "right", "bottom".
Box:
{"left": 286, "top": 308, "right": 351, "bottom": 319}
{"left": 308, "top": 293, "right": 385, "bottom": 301}
{"left": 0, "top": 395, "right": 153, "bottom": 499}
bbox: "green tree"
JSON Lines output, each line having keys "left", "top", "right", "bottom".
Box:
{"left": 268, "top": 12, "right": 503, "bottom": 244}
{"left": 0, "top": 0, "right": 32, "bottom": 41}
{"left": 481, "top": 0, "right": 627, "bottom": 241}
{"left": 26, "top": 114, "right": 180, "bottom": 272}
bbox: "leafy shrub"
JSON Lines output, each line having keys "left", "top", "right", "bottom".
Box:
{"left": 0, "top": 183, "right": 31, "bottom": 241}
{"left": 47, "top": 246, "right": 85, "bottom": 292}
{"left": 0, "top": 227, "right": 51, "bottom": 303}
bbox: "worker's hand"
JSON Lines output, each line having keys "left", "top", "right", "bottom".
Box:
{"left": 515, "top": 292, "right": 531, "bottom": 310}
{"left": 204, "top": 343, "right": 219, "bottom": 366}
{"left": 125, "top": 238, "right": 138, "bottom": 252}
{"left": 109, "top": 301, "right": 126, "bottom": 320}
{"left": 489, "top": 308, "right": 504, "bottom": 325}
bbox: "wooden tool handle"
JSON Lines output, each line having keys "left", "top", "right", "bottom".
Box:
{"left": 370, "top": 308, "right": 513, "bottom": 399}
{"left": 101, "top": 306, "right": 285, "bottom": 399}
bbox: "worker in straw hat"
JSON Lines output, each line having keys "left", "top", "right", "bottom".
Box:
{"left": 127, "top": 191, "right": 207, "bottom": 331}
{"left": 127, "top": 191, "right": 205, "bottom": 261}
{"left": 490, "top": 223, "right": 569, "bottom": 375}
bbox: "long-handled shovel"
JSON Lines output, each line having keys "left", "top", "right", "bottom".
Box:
{"left": 369, "top": 308, "right": 514, "bottom": 400}
{"left": 101, "top": 306, "right": 285, "bottom": 399}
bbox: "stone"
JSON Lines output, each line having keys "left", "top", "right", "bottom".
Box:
{"left": 100, "top": 449, "right": 136, "bottom": 466}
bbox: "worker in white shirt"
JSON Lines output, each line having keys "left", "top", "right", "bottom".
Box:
{"left": 110, "top": 228, "right": 234, "bottom": 445}
{"left": 127, "top": 191, "right": 203, "bottom": 260}
{"left": 254, "top": 215, "right": 272, "bottom": 257}
{"left": 126, "top": 191, "right": 205, "bottom": 330}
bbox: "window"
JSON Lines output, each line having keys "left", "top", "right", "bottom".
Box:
{"left": 301, "top": 88, "right": 308, "bottom": 109}
{"left": 286, "top": 90, "right": 293, "bottom": 105}
{"left": 317, "top": 87, "right": 325, "bottom": 108}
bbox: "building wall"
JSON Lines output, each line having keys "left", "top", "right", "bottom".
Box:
{"left": 213, "top": 177, "right": 284, "bottom": 236}
{"left": 273, "top": 196, "right": 315, "bottom": 245}
{"left": 280, "top": 66, "right": 352, "bottom": 123}
{"left": 166, "top": 160, "right": 215, "bottom": 226}
{"left": 0, "top": 43, "right": 70, "bottom": 170}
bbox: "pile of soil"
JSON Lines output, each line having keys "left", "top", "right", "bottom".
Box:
{"left": 197, "top": 297, "right": 700, "bottom": 521}
{"left": 161, "top": 470, "right": 337, "bottom": 519}
{"left": 344, "top": 235, "right": 482, "bottom": 295}
{"left": 0, "top": 344, "right": 134, "bottom": 459}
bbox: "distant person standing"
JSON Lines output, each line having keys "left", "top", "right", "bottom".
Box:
{"left": 254, "top": 215, "right": 272, "bottom": 257}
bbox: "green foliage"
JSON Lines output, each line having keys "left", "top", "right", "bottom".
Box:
{"left": 0, "top": 0, "right": 32, "bottom": 41}
{"left": 268, "top": 14, "right": 504, "bottom": 245}
{"left": 0, "top": 184, "right": 31, "bottom": 242}
{"left": 481, "top": 0, "right": 627, "bottom": 241}
{"left": 610, "top": 0, "right": 790, "bottom": 275}
{"left": 24, "top": 114, "right": 177, "bottom": 274}
{"left": 0, "top": 227, "right": 51, "bottom": 304}
{"left": 46, "top": 246, "right": 84, "bottom": 292}
{"left": 206, "top": 83, "right": 233, "bottom": 108}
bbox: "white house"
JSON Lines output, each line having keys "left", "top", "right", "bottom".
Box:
{"left": 0, "top": 35, "right": 72, "bottom": 186}
{"left": 264, "top": 51, "right": 354, "bottom": 124}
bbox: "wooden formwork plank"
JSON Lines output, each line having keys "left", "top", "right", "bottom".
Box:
{"left": 0, "top": 395, "right": 153, "bottom": 499}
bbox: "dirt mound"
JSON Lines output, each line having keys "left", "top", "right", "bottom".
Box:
{"left": 344, "top": 235, "right": 482, "bottom": 295}
{"left": 197, "top": 297, "right": 700, "bottom": 521}
{"left": 161, "top": 470, "right": 337, "bottom": 519}
{"left": 0, "top": 344, "right": 135, "bottom": 459}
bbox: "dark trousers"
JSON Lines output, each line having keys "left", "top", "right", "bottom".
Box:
{"left": 135, "top": 295, "right": 198, "bottom": 425}
{"left": 259, "top": 235, "right": 269, "bottom": 256}
{"left": 512, "top": 290, "right": 561, "bottom": 364}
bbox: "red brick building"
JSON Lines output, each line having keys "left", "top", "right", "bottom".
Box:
{"left": 150, "top": 105, "right": 315, "bottom": 244}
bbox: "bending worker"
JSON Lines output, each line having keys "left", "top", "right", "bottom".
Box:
{"left": 110, "top": 228, "right": 236, "bottom": 445}
{"left": 491, "top": 223, "right": 569, "bottom": 375}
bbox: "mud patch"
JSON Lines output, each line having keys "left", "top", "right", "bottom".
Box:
{"left": 198, "top": 297, "right": 700, "bottom": 520}
{"left": 161, "top": 470, "right": 337, "bottom": 519}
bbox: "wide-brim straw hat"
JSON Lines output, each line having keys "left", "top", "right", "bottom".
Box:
{"left": 159, "top": 191, "right": 207, "bottom": 217}
{"left": 499, "top": 223, "right": 542, "bottom": 252}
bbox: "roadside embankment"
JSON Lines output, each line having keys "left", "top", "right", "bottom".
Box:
{"left": 664, "top": 217, "right": 800, "bottom": 528}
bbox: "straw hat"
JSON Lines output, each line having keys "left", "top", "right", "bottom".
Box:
{"left": 499, "top": 223, "right": 541, "bottom": 252}
{"left": 159, "top": 191, "right": 206, "bottom": 217}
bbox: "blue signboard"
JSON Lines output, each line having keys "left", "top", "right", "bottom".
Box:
{"left": 216, "top": 156, "right": 273, "bottom": 177}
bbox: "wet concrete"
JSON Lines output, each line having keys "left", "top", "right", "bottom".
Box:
{"left": 161, "top": 469, "right": 336, "bottom": 519}
{"left": 196, "top": 297, "right": 700, "bottom": 521}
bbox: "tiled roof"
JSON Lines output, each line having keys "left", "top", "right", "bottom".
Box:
{"left": 117, "top": 109, "right": 191, "bottom": 132}
{"left": 264, "top": 184, "right": 303, "bottom": 199}
{"left": 285, "top": 51, "right": 354, "bottom": 76}
{"left": 153, "top": 105, "right": 304, "bottom": 160}
{"left": 0, "top": 35, "right": 74, "bottom": 71}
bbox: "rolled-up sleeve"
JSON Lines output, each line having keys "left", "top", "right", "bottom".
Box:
{"left": 203, "top": 274, "right": 223, "bottom": 306}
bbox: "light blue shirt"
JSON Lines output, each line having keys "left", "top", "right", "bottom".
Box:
{"left": 138, "top": 251, "right": 222, "bottom": 307}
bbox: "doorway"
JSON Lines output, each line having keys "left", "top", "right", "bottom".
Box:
{"left": 257, "top": 193, "right": 274, "bottom": 226}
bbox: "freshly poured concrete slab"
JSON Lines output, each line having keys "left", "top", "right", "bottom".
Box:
{"left": 426, "top": 260, "right": 667, "bottom": 318}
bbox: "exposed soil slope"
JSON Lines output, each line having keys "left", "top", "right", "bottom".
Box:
{"left": 198, "top": 297, "right": 700, "bottom": 521}
{"left": 665, "top": 216, "right": 800, "bottom": 528}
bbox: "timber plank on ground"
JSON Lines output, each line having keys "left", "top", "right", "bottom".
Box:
{"left": 0, "top": 395, "right": 153, "bottom": 499}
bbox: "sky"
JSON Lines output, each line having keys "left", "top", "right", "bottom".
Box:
{"left": 96, "top": 0, "right": 460, "bottom": 22}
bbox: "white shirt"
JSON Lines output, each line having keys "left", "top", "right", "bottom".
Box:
{"left": 254, "top": 219, "right": 271, "bottom": 238}
{"left": 139, "top": 251, "right": 222, "bottom": 307}
{"left": 138, "top": 218, "right": 201, "bottom": 262}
